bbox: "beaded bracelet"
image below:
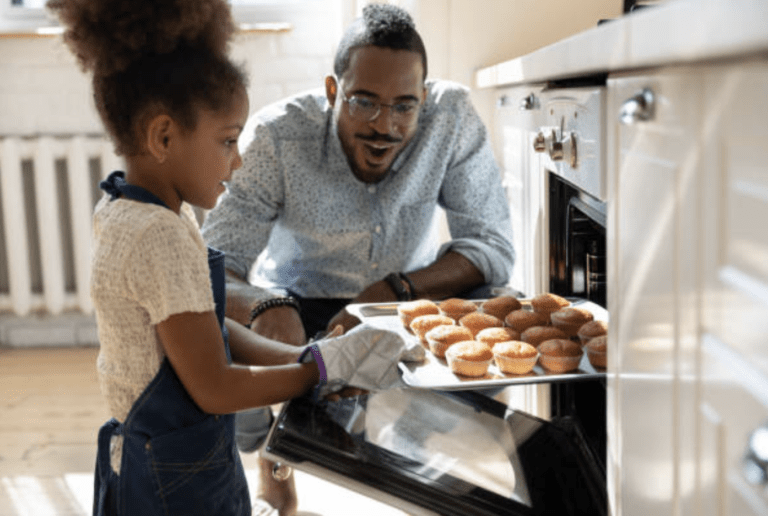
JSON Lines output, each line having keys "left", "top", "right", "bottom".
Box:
{"left": 248, "top": 296, "right": 300, "bottom": 327}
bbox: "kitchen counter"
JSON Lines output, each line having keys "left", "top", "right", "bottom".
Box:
{"left": 475, "top": 0, "right": 768, "bottom": 88}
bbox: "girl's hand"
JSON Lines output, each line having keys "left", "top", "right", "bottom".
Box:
{"left": 311, "top": 324, "right": 406, "bottom": 395}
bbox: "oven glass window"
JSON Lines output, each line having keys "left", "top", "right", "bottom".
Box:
{"left": 266, "top": 388, "right": 606, "bottom": 516}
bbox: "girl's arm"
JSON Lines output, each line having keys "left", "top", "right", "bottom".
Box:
{"left": 156, "top": 311, "right": 319, "bottom": 415}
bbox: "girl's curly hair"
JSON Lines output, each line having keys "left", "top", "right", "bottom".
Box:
{"left": 47, "top": 0, "right": 248, "bottom": 156}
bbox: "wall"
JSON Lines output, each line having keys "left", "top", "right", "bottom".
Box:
{"left": 0, "top": 1, "right": 347, "bottom": 137}
{"left": 412, "top": 0, "right": 623, "bottom": 128}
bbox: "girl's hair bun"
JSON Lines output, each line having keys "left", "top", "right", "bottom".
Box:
{"left": 47, "top": 0, "right": 236, "bottom": 77}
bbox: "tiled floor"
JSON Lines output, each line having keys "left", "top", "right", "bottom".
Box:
{"left": 0, "top": 346, "right": 408, "bottom": 516}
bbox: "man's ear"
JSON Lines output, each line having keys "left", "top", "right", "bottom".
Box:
{"left": 145, "top": 114, "right": 174, "bottom": 164}
{"left": 325, "top": 75, "right": 338, "bottom": 108}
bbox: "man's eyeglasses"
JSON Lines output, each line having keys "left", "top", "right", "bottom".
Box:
{"left": 338, "top": 84, "right": 420, "bottom": 124}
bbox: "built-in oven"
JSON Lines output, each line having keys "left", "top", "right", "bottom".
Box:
{"left": 536, "top": 84, "right": 609, "bottom": 472}
{"left": 261, "top": 83, "right": 610, "bottom": 516}
{"left": 496, "top": 81, "right": 609, "bottom": 474}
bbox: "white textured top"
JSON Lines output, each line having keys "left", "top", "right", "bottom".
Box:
{"left": 90, "top": 195, "right": 215, "bottom": 423}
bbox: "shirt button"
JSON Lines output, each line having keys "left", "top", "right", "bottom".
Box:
{"left": 368, "top": 185, "right": 376, "bottom": 194}
{"left": 371, "top": 263, "right": 379, "bottom": 269}
{"left": 375, "top": 225, "right": 382, "bottom": 233}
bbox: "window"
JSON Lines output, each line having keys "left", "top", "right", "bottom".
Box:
{"left": 1, "top": 0, "right": 324, "bottom": 32}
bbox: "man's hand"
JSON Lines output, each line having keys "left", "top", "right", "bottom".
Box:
{"left": 325, "top": 278, "right": 397, "bottom": 334}
{"left": 325, "top": 309, "right": 362, "bottom": 335}
{"left": 250, "top": 306, "right": 307, "bottom": 347}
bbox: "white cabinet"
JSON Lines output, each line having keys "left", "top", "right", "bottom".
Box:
{"left": 493, "top": 85, "right": 547, "bottom": 298}
{"left": 608, "top": 60, "right": 768, "bottom": 516}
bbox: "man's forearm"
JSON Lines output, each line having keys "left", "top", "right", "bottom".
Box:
{"left": 405, "top": 251, "right": 484, "bottom": 300}
{"left": 224, "top": 269, "right": 272, "bottom": 326}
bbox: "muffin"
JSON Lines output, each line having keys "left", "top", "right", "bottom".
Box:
{"left": 585, "top": 335, "right": 607, "bottom": 369}
{"left": 550, "top": 307, "right": 594, "bottom": 337}
{"left": 397, "top": 299, "right": 439, "bottom": 330}
{"left": 530, "top": 293, "right": 571, "bottom": 322}
{"left": 504, "top": 310, "right": 549, "bottom": 333}
{"left": 476, "top": 327, "right": 521, "bottom": 350}
{"left": 425, "top": 324, "right": 474, "bottom": 358}
{"left": 493, "top": 341, "right": 538, "bottom": 375}
{"left": 409, "top": 314, "right": 455, "bottom": 347}
{"left": 538, "top": 339, "right": 584, "bottom": 373}
{"left": 480, "top": 296, "right": 522, "bottom": 321}
{"left": 577, "top": 320, "right": 608, "bottom": 346}
{"left": 459, "top": 312, "right": 503, "bottom": 337}
{"left": 521, "top": 325, "right": 568, "bottom": 348}
{"left": 439, "top": 298, "right": 478, "bottom": 322}
{"left": 445, "top": 341, "right": 493, "bottom": 377}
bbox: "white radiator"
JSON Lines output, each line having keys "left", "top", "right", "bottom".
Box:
{"left": 0, "top": 134, "right": 122, "bottom": 317}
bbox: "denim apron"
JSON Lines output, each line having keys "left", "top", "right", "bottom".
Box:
{"left": 93, "top": 171, "right": 251, "bottom": 515}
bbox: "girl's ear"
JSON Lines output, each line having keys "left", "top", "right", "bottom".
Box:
{"left": 325, "top": 75, "right": 338, "bottom": 108}
{"left": 145, "top": 114, "right": 175, "bottom": 164}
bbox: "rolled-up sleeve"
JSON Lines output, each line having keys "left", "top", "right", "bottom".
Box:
{"left": 202, "top": 123, "right": 284, "bottom": 282}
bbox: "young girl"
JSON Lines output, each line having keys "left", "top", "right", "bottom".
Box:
{"left": 47, "top": 1, "right": 405, "bottom": 514}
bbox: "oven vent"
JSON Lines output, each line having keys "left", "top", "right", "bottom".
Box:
{"left": 0, "top": 134, "right": 122, "bottom": 316}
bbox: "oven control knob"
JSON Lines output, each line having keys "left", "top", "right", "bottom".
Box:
{"left": 549, "top": 130, "right": 564, "bottom": 161}
{"left": 743, "top": 425, "right": 768, "bottom": 486}
{"left": 519, "top": 93, "right": 540, "bottom": 111}
{"left": 533, "top": 132, "right": 546, "bottom": 152}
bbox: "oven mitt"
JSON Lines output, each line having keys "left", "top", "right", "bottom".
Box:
{"left": 299, "top": 324, "right": 406, "bottom": 396}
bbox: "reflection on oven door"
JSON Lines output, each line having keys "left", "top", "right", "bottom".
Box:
{"left": 264, "top": 387, "right": 606, "bottom": 516}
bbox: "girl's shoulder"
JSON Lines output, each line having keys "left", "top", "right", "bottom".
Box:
{"left": 93, "top": 197, "right": 205, "bottom": 257}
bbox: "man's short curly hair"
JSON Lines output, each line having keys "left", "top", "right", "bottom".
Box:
{"left": 47, "top": 0, "right": 248, "bottom": 156}
{"left": 333, "top": 3, "right": 427, "bottom": 81}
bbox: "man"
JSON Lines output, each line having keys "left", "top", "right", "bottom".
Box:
{"left": 201, "top": 4, "right": 514, "bottom": 515}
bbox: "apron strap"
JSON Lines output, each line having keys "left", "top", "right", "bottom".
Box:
{"left": 100, "top": 171, "right": 170, "bottom": 210}
{"left": 93, "top": 418, "right": 121, "bottom": 516}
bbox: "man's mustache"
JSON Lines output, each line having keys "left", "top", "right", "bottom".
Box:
{"left": 356, "top": 132, "right": 402, "bottom": 144}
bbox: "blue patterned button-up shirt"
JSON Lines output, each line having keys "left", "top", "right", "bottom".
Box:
{"left": 201, "top": 80, "right": 515, "bottom": 299}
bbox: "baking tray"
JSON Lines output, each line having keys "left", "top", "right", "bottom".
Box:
{"left": 346, "top": 298, "right": 607, "bottom": 390}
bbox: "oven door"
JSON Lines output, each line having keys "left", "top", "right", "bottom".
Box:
{"left": 263, "top": 387, "right": 606, "bottom": 516}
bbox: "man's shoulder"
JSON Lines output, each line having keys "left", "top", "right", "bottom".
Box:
{"left": 251, "top": 88, "right": 329, "bottom": 139}
{"left": 424, "top": 79, "right": 471, "bottom": 106}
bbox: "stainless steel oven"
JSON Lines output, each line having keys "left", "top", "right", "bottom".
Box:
{"left": 532, "top": 83, "right": 609, "bottom": 473}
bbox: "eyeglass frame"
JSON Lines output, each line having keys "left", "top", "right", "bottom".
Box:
{"left": 336, "top": 81, "right": 422, "bottom": 124}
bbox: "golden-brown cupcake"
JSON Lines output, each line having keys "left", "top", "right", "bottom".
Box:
{"left": 577, "top": 320, "right": 608, "bottom": 346}
{"left": 585, "top": 335, "right": 607, "bottom": 369}
{"left": 458, "top": 312, "right": 503, "bottom": 337}
{"left": 504, "top": 310, "right": 549, "bottom": 333}
{"left": 493, "top": 341, "right": 539, "bottom": 375}
{"left": 438, "top": 298, "right": 478, "bottom": 322}
{"left": 550, "top": 307, "right": 594, "bottom": 337}
{"left": 530, "top": 293, "right": 571, "bottom": 322}
{"left": 445, "top": 341, "right": 493, "bottom": 377}
{"left": 521, "top": 325, "right": 568, "bottom": 348}
{"left": 538, "top": 339, "right": 583, "bottom": 373}
{"left": 425, "top": 324, "right": 474, "bottom": 358}
{"left": 409, "top": 314, "right": 455, "bottom": 347}
{"left": 397, "top": 299, "right": 439, "bottom": 330}
{"left": 480, "top": 296, "right": 523, "bottom": 321}
{"left": 476, "top": 327, "right": 521, "bottom": 350}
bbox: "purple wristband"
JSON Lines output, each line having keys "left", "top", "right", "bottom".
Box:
{"left": 299, "top": 344, "right": 327, "bottom": 386}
